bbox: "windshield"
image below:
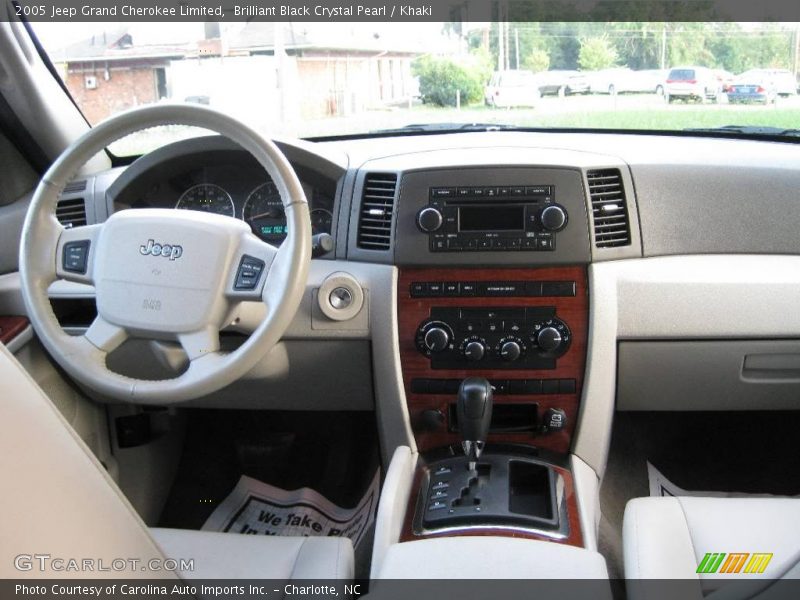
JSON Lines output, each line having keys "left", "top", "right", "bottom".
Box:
{"left": 31, "top": 20, "right": 800, "bottom": 153}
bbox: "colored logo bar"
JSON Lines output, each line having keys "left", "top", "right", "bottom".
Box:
{"left": 697, "top": 553, "right": 773, "bottom": 574}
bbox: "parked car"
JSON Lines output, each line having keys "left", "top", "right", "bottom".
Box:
{"left": 586, "top": 67, "right": 634, "bottom": 94}
{"left": 586, "top": 67, "right": 664, "bottom": 95}
{"left": 531, "top": 70, "right": 590, "bottom": 96}
{"left": 738, "top": 69, "right": 797, "bottom": 97}
{"left": 766, "top": 69, "right": 798, "bottom": 96}
{"left": 664, "top": 66, "right": 721, "bottom": 103}
{"left": 727, "top": 72, "right": 778, "bottom": 104}
{"left": 633, "top": 69, "right": 668, "bottom": 95}
{"left": 713, "top": 69, "right": 735, "bottom": 93}
{"left": 484, "top": 70, "right": 540, "bottom": 108}
{"left": 565, "top": 71, "right": 591, "bottom": 94}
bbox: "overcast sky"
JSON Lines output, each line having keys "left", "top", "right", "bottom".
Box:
{"left": 31, "top": 21, "right": 452, "bottom": 53}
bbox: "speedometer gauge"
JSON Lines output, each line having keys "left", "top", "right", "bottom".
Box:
{"left": 176, "top": 183, "right": 234, "bottom": 217}
{"left": 243, "top": 182, "right": 287, "bottom": 243}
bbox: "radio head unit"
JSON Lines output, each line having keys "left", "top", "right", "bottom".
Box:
{"left": 417, "top": 185, "right": 568, "bottom": 252}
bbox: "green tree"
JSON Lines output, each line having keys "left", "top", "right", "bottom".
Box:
{"left": 578, "top": 36, "right": 619, "bottom": 71}
{"left": 667, "top": 23, "right": 714, "bottom": 67}
{"left": 523, "top": 48, "right": 550, "bottom": 72}
{"left": 412, "top": 55, "right": 485, "bottom": 107}
{"left": 612, "top": 22, "right": 663, "bottom": 69}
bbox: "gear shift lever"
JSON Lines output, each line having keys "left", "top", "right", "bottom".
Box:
{"left": 457, "top": 377, "right": 493, "bottom": 470}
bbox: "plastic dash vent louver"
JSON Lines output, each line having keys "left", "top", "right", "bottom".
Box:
{"left": 62, "top": 180, "right": 87, "bottom": 194}
{"left": 56, "top": 180, "right": 88, "bottom": 228}
{"left": 587, "top": 169, "right": 630, "bottom": 248}
{"left": 357, "top": 173, "right": 397, "bottom": 250}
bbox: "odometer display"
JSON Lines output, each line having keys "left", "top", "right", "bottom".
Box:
{"left": 175, "top": 183, "right": 234, "bottom": 217}
{"left": 243, "top": 182, "right": 287, "bottom": 243}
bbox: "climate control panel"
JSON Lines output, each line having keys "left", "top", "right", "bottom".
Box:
{"left": 415, "top": 307, "right": 571, "bottom": 370}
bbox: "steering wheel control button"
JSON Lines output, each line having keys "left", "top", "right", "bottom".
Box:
{"left": 234, "top": 255, "right": 265, "bottom": 290}
{"left": 329, "top": 287, "right": 353, "bottom": 310}
{"left": 62, "top": 240, "right": 90, "bottom": 274}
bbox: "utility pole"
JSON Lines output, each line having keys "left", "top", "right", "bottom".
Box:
{"left": 498, "top": 21, "right": 505, "bottom": 71}
{"left": 793, "top": 24, "right": 799, "bottom": 79}
{"left": 661, "top": 25, "right": 667, "bottom": 69}
{"left": 515, "top": 28, "right": 520, "bottom": 70}
{"left": 505, "top": 22, "right": 511, "bottom": 70}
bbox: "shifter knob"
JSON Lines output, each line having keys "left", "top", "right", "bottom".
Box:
{"left": 456, "top": 377, "right": 493, "bottom": 469}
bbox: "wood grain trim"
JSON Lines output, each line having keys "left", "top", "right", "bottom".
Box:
{"left": 399, "top": 456, "right": 584, "bottom": 547}
{"left": 398, "top": 266, "right": 588, "bottom": 455}
{"left": 0, "top": 316, "right": 29, "bottom": 346}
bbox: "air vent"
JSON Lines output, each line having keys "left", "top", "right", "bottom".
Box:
{"left": 62, "top": 180, "right": 87, "bottom": 194}
{"left": 56, "top": 197, "right": 87, "bottom": 228}
{"left": 357, "top": 173, "right": 397, "bottom": 250}
{"left": 587, "top": 169, "right": 630, "bottom": 248}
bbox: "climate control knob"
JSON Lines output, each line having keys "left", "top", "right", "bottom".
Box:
{"left": 499, "top": 340, "right": 522, "bottom": 362}
{"left": 540, "top": 205, "right": 568, "bottom": 232}
{"left": 537, "top": 327, "right": 563, "bottom": 353}
{"left": 462, "top": 340, "right": 486, "bottom": 362}
{"left": 424, "top": 326, "right": 451, "bottom": 352}
{"left": 416, "top": 207, "right": 443, "bottom": 233}
{"left": 415, "top": 320, "right": 454, "bottom": 356}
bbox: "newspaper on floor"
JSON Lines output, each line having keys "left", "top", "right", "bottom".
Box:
{"left": 202, "top": 469, "right": 380, "bottom": 548}
{"left": 647, "top": 461, "right": 798, "bottom": 499}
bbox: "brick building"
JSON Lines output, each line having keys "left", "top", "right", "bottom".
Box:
{"left": 52, "top": 25, "right": 423, "bottom": 124}
{"left": 229, "top": 24, "right": 420, "bottom": 119}
{"left": 51, "top": 29, "right": 188, "bottom": 123}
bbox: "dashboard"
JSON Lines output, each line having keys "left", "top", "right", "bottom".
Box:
{"left": 40, "top": 126, "right": 800, "bottom": 479}
{"left": 111, "top": 146, "right": 337, "bottom": 245}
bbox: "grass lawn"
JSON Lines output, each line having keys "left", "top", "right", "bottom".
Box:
{"left": 507, "top": 107, "right": 800, "bottom": 130}
{"left": 430, "top": 98, "right": 800, "bottom": 132}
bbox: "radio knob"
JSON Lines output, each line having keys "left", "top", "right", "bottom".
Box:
{"left": 537, "top": 327, "right": 563, "bottom": 353}
{"left": 463, "top": 340, "right": 486, "bottom": 362}
{"left": 424, "top": 327, "right": 450, "bottom": 352}
{"left": 540, "top": 205, "right": 568, "bottom": 232}
{"left": 417, "top": 207, "right": 443, "bottom": 233}
{"left": 499, "top": 340, "right": 522, "bottom": 362}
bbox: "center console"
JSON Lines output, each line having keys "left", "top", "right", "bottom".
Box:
{"left": 386, "top": 165, "right": 592, "bottom": 553}
{"left": 396, "top": 266, "right": 588, "bottom": 548}
{"left": 364, "top": 166, "right": 607, "bottom": 578}
{"left": 370, "top": 165, "right": 600, "bottom": 580}
{"left": 399, "top": 266, "right": 587, "bottom": 457}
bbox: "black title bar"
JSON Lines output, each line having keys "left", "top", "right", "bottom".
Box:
{"left": 6, "top": 0, "right": 800, "bottom": 22}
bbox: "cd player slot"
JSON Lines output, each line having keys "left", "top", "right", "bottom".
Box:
{"left": 446, "top": 198, "right": 542, "bottom": 206}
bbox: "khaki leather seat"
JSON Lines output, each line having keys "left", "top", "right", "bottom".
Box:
{"left": 0, "top": 344, "right": 353, "bottom": 579}
{"left": 624, "top": 496, "right": 800, "bottom": 598}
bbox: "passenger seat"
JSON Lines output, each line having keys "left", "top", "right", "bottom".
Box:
{"left": 623, "top": 496, "right": 800, "bottom": 592}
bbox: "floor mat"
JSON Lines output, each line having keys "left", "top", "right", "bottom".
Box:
{"left": 647, "top": 461, "right": 800, "bottom": 499}
{"left": 598, "top": 412, "right": 800, "bottom": 580}
{"left": 158, "top": 410, "right": 380, "bottom": 531}
{"left": 202, "top": 470, "right": 380, "bottom": 548}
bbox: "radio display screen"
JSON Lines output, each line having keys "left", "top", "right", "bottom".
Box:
{"left": 458, "top": 205, "right": 524, "bottom": 232}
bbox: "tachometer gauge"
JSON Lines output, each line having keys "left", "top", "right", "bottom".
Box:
{"left": 175, "top": 183, "right": 234, "bottom": 217}
{"left": 243, "top": 182, "right": 287, "bottom": 243}
{"left": 310, "top": 208, "right": 333, "bottom": 236}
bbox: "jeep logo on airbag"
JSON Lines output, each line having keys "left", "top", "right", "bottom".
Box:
{"left": 139, "top": 239, "right": 183, "bottom": 261}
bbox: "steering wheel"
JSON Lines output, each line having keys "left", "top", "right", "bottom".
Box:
{"left": 19, "top": 105, "right": 311, "bottom": 404}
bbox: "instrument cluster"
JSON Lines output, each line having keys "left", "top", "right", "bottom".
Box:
{"left": 115, "top": 150, "right": 336, "bottom": 245}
